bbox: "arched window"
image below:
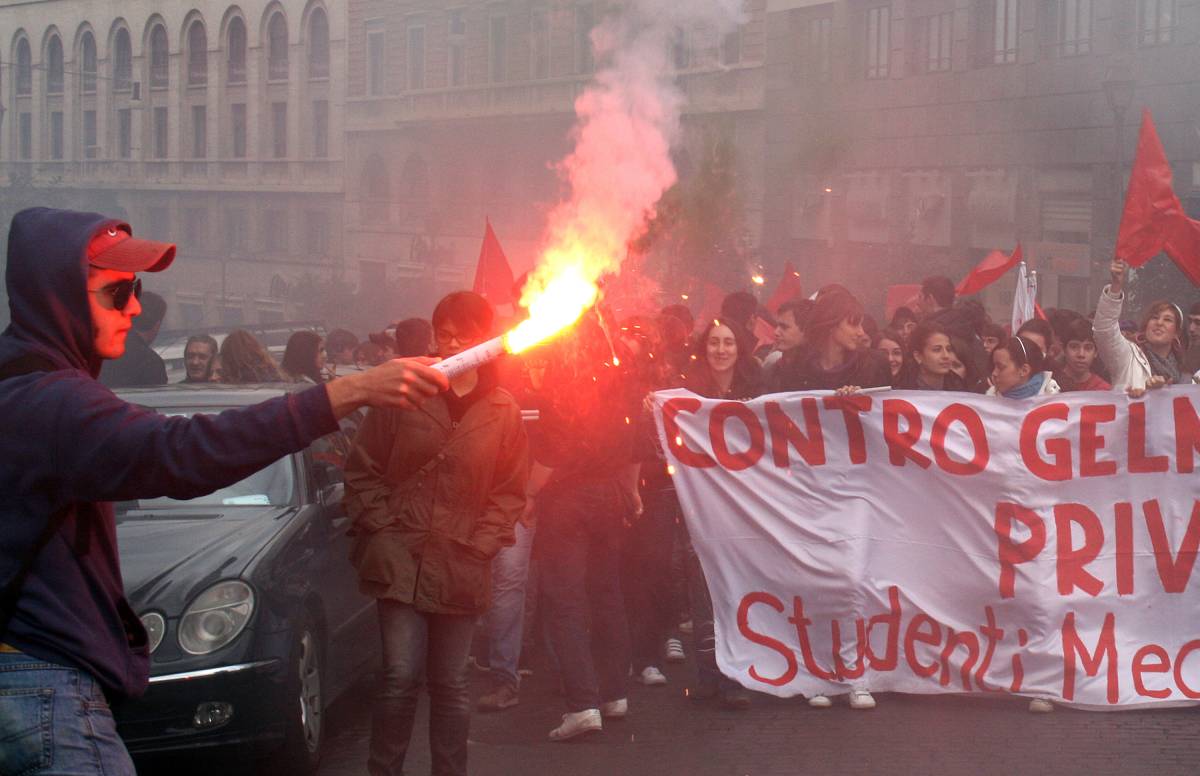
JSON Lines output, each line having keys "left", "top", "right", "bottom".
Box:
{"left": 16, "top": 38, "right": 32, "bottom": 95}
{"left": 267, "top": 13, "right": 288, "bottom": 80}
{"left": 80, "top": 32, "right": 97, "bottom": 93}
{"left": 308, "top": 8, "right": 329, "bottom": 78}
{"left": 150, "top": 24, "right": 168, "bottom": 87}
{"left": 187, "top": 21, "right": 207, "bottom": 85}
{"left": 227, "top": 17, "right": 247, "bottom": 83}
{"left": 46, "top": 35, "right": 64, "bottom": 94}
{"left": 112, "top": 29, "right": 131, "bottom": 91}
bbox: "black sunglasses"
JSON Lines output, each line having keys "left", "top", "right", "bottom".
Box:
{"left": 93, "top": 278, "right": 142, "bottom": 311}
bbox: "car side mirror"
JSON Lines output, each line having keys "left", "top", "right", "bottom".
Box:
{"left": 313, "top": 461, "right": 344, "bottom": 510}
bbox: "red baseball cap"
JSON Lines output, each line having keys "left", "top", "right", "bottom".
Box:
{"left": 87, "top": 224, "right": 176, "bottom": 273}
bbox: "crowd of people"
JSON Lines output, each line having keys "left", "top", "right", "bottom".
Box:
{"left": 5, "top": 205, "right": 1200, "bottom": 776}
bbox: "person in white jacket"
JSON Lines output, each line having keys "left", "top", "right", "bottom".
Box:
{"left": 986, "top": 335, "right": 1061, "bottom": 398}
{"left": 1094, "top": 259, "right": 1196, "bottom": 395}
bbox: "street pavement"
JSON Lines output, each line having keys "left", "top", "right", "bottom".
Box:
{"left": 306, "top": 657, "right": 1200, "bottom": 776}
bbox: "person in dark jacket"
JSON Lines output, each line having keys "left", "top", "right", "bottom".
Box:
{"left": 775, "top": 289, "right": 891, "bottom": 394}
{"left": 99, "top": 289, "right": 167, "bottom": 387}
{"left": 0, "top": 207, "right": 447, "bottom": 776}
{"left": 344, "top": 291, "right": 528, "bottom": 776}
{"left": 894, "top": 322, "right": 971, "bottom": 391}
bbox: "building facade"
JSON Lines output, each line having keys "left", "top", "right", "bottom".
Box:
{"left": 340, "top": 0, "right": 768, "bottom": 318}
{"left": 761, "top": 0, "right": 1200, "bottom": 317}
{"left": 0, "top": 0, "right": 346, "bottom": 329}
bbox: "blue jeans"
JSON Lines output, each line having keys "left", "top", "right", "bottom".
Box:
{"left": 369, "top": 601, "right": 474, "bottom": 776}
{"left": 536, "top": 479, "right": 632, "bottom": 712}
{"left": 0, "top": 651, "right": 135, "bottom": 776}
{"left": 486, "top": 520, "right": 535, "bottom": 691}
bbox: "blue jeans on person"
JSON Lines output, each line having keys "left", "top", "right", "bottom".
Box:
{"left": 536, "top": 478, "right": 632, "bottom": 713}
{"left": 368, "top": 601, "right": 474, "bottom": 776}
{"left": 0, "top": 650, "right": 136, "bottom": 776}
{"left": 486, "top": 520, "right": 535, "bottom": 691}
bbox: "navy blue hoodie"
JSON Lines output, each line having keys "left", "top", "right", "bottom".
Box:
{"left": 0, "top": 207, "right": 338, "bottom": 699}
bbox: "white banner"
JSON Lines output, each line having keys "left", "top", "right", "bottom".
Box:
{"left": 653, "top": 387, "right": 1200, "bottom": 708}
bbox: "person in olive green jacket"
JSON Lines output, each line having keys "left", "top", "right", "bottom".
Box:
{"left": 344, "top": 291, "right": 529, "bottom": 776}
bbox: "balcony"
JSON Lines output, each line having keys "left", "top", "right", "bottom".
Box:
{"left": 345, "top": 63, "right": 764, "bottom": 129}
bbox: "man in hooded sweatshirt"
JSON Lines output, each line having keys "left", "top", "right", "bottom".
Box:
{"left": 0, "top": 207, "right": 448, "bottom": 775}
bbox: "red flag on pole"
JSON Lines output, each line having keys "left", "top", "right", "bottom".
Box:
{"left": 956, "top": 244, "right": 1023, "bottom": 296}
{"left": 1163, "top": 217, "right": 1200, "bottom": 286}
{"left": 472, "top": 219, "right": 515, "bottom": 306}
{"left": 765, "top": 262, "right": 802, "bottom": 314}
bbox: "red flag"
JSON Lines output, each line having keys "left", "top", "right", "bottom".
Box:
{"left": 1163, "top": 216, "right": 1200, "bottom": 286}
{"left": 956, "top": 244, "right": 1022, "bottom": 296}
{"left": 472, "top": 219, "right": 515, "bottom": 305}
{"left": 753, "top": 316, "right": 776, "bottom": 350}
{"left": 1117, "top": 110, "right": 1185, "bottom": 268}
{"left": 765, "top": 262, "right": 802, "bottom": 314}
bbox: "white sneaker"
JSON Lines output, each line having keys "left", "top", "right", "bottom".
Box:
{"left": 549, "top": 708, "right": 602, "bottom": 741}
{"left": 1028, "top": 698, "right": 1054, "bottom": 713}
{"left": 849, "top": 690, "right": 876, "bottom": 710}
{"left": 599, "top": 698, "right": 628, "bottom": 718}
{"left": 664, "top": 638, "right": 686, "bottom": 663}
{"left": 807, "top": 694, "right": 832, "bottom": 708}
{"left": 636, "top": 666, "right": 668, "bottom": 686}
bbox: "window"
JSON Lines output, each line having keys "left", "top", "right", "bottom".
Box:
{"left": 264, "top": 210, "right": 288, "bottom": 252}
{"left": 407, "top": 24, "right": 425, "bottom": 89}
{"left": 49, "top": 112, "right": 63, "bottom": 159}
{"left": 113, "top": 30, "right": 132, "bottom": 91}
{"left": 228, "top": 18, "right": 247, "bottom": 83}
{"left": 309, "top": 8, "right": 329, "bottom": 78}
{"left": 231, "top": 103, "right": 247, "bottom": 158}
{"left": 1139, "top": 0, "right": 1175, "bottom": 47}
{"left": 448, "top": 11, "right": 466, "bottom": 86}
{"left": 490, "top": 16, "right": 508, "bottom": 83}
{"left": 150, "top": 25, "right": 169, "bottom": 87}
{"left": 191, "top": 105, "right": 206, "bottom": 158}
{"left": 721, "top": 26, "right": 742, "bottom": 66}
{"left": 46, "top": 36, "right": 64, "bottom": 94}
{"left": 224, "top": 208, "right": 248, "bottom": 254}
{"left": 81, "top": 33, "right": 97, "bottom": 94}
{"left": 118, "top": 109, "right": 132, "bottom": 158}
{"left": 576, "top": 5, "right": 594, "bottom": 74}
{"left": 304, "top": 210, "right": 329, "bottom": 256}
{"left": 184, "top": 207, "right": 207, "bottom": 249}
{"left": 19, "top": 113, "right": 31, "bottom": 159}
{"left": 865, "top": 6, "right": 891, "bottom": 79}
{"left": 268, "top": 13, "right": 289, "bottom": 80}
{"left": 153, "top": 107, "right": 168, "bottom": 158}
{"left": 16, "top": 39, "right": 31, "bottom": 95}
{"left": 312, "top": 100, "right": 328, "bottom": 157}
{"left": 530, "top": 8, "right": 550, "bottom": 79}
{"left": 919, "top": 12, "right": 953, "bottom": 73}
{"left": 979, "top": 0, "right": 1018, "bottom": 65}
{"left": 83, "top": 110, "right": 97, "bottom": 158}
{"left": 806, "top": 17, "right": 832, "bottom": 82}
{"left": 1051, "top": 0, "right": 1091, "bottom": 56}
{"left": 367, "top": 29, "right": 386, "bottom": 95}
{"left": 188, "top": 21, "right": 207, "bottom": 85}
{"left": 272, "top": 102, "right": 287, "bottom": 158}
{"left": 671, "top": 27, "right": 691, "bottom": 70}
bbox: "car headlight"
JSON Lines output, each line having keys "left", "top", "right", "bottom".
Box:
{"left": 179, "top": 580, "right": 255, "bottom": 655}
{"left": 140, "top": 612, "right": 165, "bottom": 654}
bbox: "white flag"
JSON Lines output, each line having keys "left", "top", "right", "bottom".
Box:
{"left": 1011, "top": 262, "right": 1037, "bottom": 333}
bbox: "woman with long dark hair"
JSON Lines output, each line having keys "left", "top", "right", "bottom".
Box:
{"left": 895, "top": 322, "right": 969, "bottom": 391}
{"left": 776, "top": 289, "right": 891, "bottom": 394}
{"left": 219, "top": 329, "right": 283, "bottom": 383}
{"left": 280, "top": 330, "right": 326, "bottom": 384}
{"left": 987, "top": 336, "right": 1061, "bottom": 398}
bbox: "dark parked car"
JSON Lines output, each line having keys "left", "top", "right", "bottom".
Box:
{"left": 112, "top": 384, "right": 373, "bottom": 774}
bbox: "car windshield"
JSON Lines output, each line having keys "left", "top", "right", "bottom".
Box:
{"left": 115, "top": 408, "right": 298, "bottom": 513}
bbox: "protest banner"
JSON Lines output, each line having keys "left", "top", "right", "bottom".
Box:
{"left": 652, "top": 387, "right": 1200, "bottom": 708}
